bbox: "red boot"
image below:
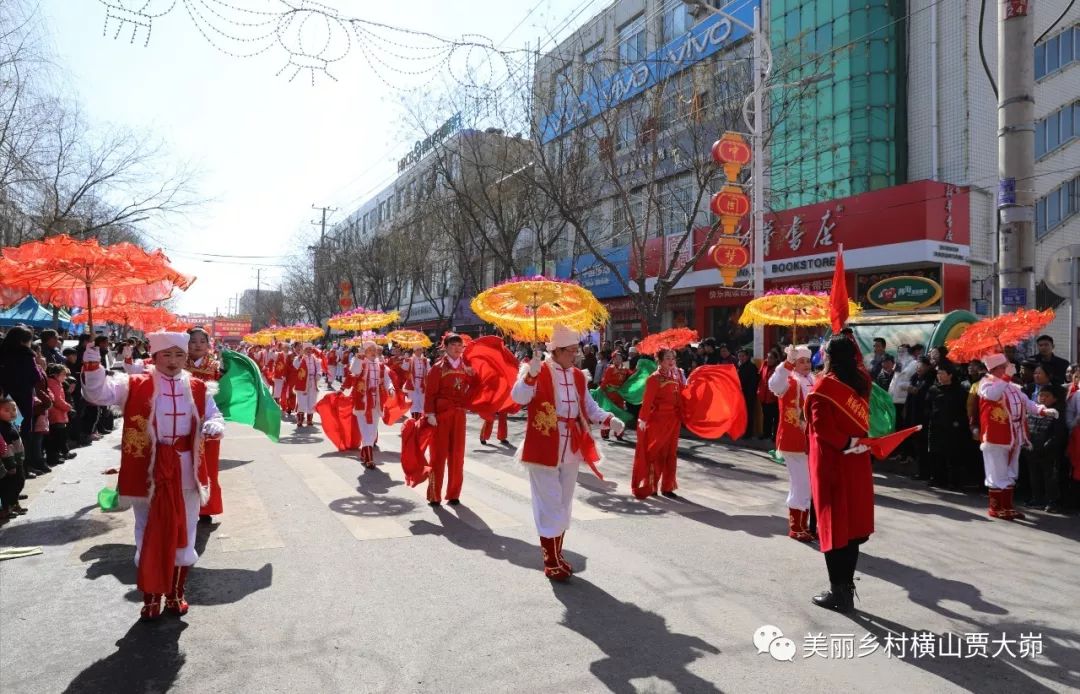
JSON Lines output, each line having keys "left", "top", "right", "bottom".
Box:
{"left": 164, "top": 566, "right": 190, "bottom": 616}
{"left": 988, "top": 488, "right": 1004, "bottom": 518}
{"left": 1003, "top": 487, "right": 1025, "bottom": 520}
{"left": 140, "top": 592, "right": 163, "bottom": 621}
{"left": 788, "top": 508, "right": 814, "bottom": 542}
{"left": 540, "top": 537, "right": 570, "bottom": 582}
{"left": 361, "top": 446, "right": 375, "bottom": 469}
{"left": 555, "top": 532, "right": 573, "bottom": 574}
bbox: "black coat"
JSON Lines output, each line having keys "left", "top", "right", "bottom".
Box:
{"left": 927, "top": 381, "right": 968, "bottom": 453}
{"left": 0, "top": 347, "right": 43, "bottom": 437}
{"left": 737, "top": 360, "right": 759, "bottom": 399}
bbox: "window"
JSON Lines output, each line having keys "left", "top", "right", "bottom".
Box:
{"left": 658, "top": 175, "right": 693, "bottom": 236}
{"left": 1035, "top": 99, "right": 1080, "bottom": 158}
{"left": 1035, "top": 25, "right": 1079, "bottom": 79}
{"left": 582, "top": 42, "right": 605, "bottom": 92}
{"left": 661, "top": 2, "right": 691, "bottom": 44}
{"left": 1036, "top": 174, "right": 1080, "bottom": 239}
{"left": 618, "top": 14, "right": 646, "bottom": 66}
{"left": 615, "top": 106, "right": 635, "bottom": 151}
{"left": 553, "top": 64, "right": 575, "bottom": 119}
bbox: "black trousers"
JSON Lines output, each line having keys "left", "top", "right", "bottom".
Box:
{"left": 761, "top": 402, "right": 779, "bottom": 440}
{"left": 46, "top": 424, "right": 68, "bottom": 466}
{"left": 824, "top": 540, "right": 863, "bottom": 585}
{"left": 0, "top": 455, "right": 26, "bottom": 508}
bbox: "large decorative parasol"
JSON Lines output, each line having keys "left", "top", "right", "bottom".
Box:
{"left": 470, "top": 276, "right": 608, "bottom": 342}
{"left": 386, "top": 329, "right": 432, "bottom": 349}
{"left": 327, "top": 307, "right": 399, "bottom": 331}
{"left": 739, "top": 288, "right": 862, "bottom": 341}
{"left": 345, "top": 331, "right": 388, "bottom": 348}
{"left": 637, "top": 328, "right": 699, "bottom": 356}
{"left": 70, "top": 303, "right": 181, "bottom": 333}
{"left": 0, "top": 235, "right": 194, "bottom": 330}
{"left": 242, "top": 332, "right": 274, "bottom": 346}
{"left": 945, "top": 308, "right": 1055, "bottom": 362}
{"left": 275, "top": 323, "right": 325, "bottom": 342}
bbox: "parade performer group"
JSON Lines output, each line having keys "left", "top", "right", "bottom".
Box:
{"left": 85, "top": 331, "right": 226, "bottom": 621}
{"left": 511, "top": 324, "right": 623, "bottom": 581}
{"left": 767, "top": 344, "right": 817, "bottom": 542}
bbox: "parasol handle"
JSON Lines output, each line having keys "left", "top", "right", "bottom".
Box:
{"left": 532, "top": 290, "right": 539, "bottom": 345}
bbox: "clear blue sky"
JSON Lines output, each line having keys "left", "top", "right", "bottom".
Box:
{"left": 39, "top": 0, "right": 591, "bottom": 314}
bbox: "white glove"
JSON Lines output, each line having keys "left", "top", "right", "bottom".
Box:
{"left": 202, "top": 419, "right": 225, "bottom": 439}
{"left": 637, "top": 419, "right": 647, "bottom": 431}
{"left": 1041, "top": 407, "right": 1059, "bottom": 420}
{"left": 82, "top": 348, "right": 101, "bottom": 363}
{"left": 784, "top": 344, "right": 797, "bottom": 362}
{"left": 426, "top": 414, "right": 437, "bottom": 427}
{"left": 122, "top": 345, "right": 133, "bottom": 360}
{"left": 844, "top": 437, "right": 870, "bottom": 455}
{"left": 529, "top": 352, "right": 542, "bottom": 378}
{"left": 609, "top": 417, "right": 625, "bottom": 436}
{"left": 387, "top": 387, "right": 396, "bottom": 398}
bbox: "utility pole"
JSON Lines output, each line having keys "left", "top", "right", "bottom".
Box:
{"left": 254, "top": 267, "right": 261, "bottom": 330}
{"left": 996, "top": 0, "right": 1035, "bottom": 314}
{"left": 311, "top": 204, "right": 337, "bottom": 323}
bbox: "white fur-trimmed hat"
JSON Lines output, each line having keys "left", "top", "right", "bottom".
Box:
{"left": 546, "top": 324, "right": 581, "bottom": 351}
{"left": 148, "top": 331, "right": 189, "bottom": 355}
{"left": 787, "top": 344, "right": 812, "bottom": 361}
{"left": 982, "top": 352, "right": 1008, "bottom": 371}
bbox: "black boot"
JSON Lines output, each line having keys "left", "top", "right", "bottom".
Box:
{"left": 812, "top": 583, "right": 855, "bottom": 613}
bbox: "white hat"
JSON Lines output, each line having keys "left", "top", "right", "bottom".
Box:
{"left": 148, "top": 331, "right": 189, "bottom": 355}
{"left": 787, "top": 344, "right": 812, "bottom": 361}
{"left": 362, "top": 340, "right": 377, "bottom": 352}
{"left": 546, "top": 324, "right": 581, "bottom": 351}
{"left": 983, "top": 352, "right": 1008, "bottom": 371}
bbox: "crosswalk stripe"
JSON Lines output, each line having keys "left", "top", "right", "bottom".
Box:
{"left": 215, "top": 465, "right": 285, "bottom": 552}
{"left": 379, "top": 461, "right": 521, "bottom": 530}
{"left": 465, "top": 459, "right": 612, "bottom": 522}
{"left": 281, "top": 455, "right": 414, "bottom": 541}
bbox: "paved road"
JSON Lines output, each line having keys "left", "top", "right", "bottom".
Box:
{"left": 2, "top": 390, "right": 1078, "bottom": 693}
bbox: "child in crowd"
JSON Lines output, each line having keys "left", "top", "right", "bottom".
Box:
{"left": 0, "top": 396, "right": 27, "bottom": 521}
{"left": 1027, "top": 385, "right": 1068, "bottom": 514}
{"left": 45, "top": 364, "right": 73, "bottom": 467}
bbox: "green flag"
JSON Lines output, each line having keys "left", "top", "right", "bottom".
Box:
{"left": 214, "top": 350, "right": 281, "bottom": 442}
{"left": 618, "top": 358, "right": 657, "bottom": 406}
{"left": 590, "top": 387, "right": 634, "bottom": 424}
{"left": 869, "top": 382, "right": 895, "bottom": 438}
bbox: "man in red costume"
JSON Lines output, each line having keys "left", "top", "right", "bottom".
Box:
{"left": 271, "top": 343, "right": 289, "bottom": 414}
{"left": 350, "top": 340, "right": 396, "bottom": 468}
{"left": 325, "top": 345, "right": 338, "bottom": 389}
{"left": 479, "top": 409, "right": 510, "bottom": 446}
{"left": 82, "top": 331, "right": 226, "bottom": 621}
{"left": 293, "top": 344, "right": 321, "bottom": 428}
{"left": 283, "top": 342, "right": 301, "bottom": 417}
{"left": 598, "top": 350, "right": 630, "bottom": 440}
{"left": 977, "top": 352, "right": 1057, "bottom": 519}
{"left": 767, "top": 344, "right": 816, "bottom": 542}
{"left": 804, "top": 336, "right": 873, "bottom": 613}
{"left": 511, "top": 324, "right": 622, "bottom": 581}
{"left": 185, "top": 327, "right": 224, "bottom": 525}
{"left": 424, "top": 334, "right": 478, "bottom": 506}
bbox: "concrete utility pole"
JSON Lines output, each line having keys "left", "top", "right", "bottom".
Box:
{"left": 311, "top": 204, "right": 337, "bottom": 320}
{"left": 996, "top": 0, "right": 1035, "bottom": 314}
{"left": 254, "top": 267, "right": 261, "bottom": 330}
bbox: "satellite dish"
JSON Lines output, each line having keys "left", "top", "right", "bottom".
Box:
{"left": 1043, "top": 245, "right": 1080, "bottom": 297}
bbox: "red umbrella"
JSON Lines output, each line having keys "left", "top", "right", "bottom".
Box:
{"left": 945, "top": 309, "right": 1055, "bottom": 362}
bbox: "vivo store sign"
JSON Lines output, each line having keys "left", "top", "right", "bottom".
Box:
{"left": 538, "top": 0, "right": 758, "bottom": 144}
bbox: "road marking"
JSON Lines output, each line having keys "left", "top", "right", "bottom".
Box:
{"left": 465, "top": 459, "right": 611, "bottom": 521}
{"left": 215, "top": 464, "right": 285, "bottom": 552}
{"left": 380, "top": 462, "right": 521, "bottom": 530}
{"left": 282, "top": 455, "right": 414, "bottom": 541}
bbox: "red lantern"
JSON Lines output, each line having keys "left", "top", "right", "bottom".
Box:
{"left": 711, "top": 132, "right": 751, "bottom": 182}
{"left": 709, "top": 237, "right": 750, "bottom": 287}
{"left": 710, "top": 186, "right": 750, "bottom": 234}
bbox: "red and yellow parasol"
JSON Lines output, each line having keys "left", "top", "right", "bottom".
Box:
{"left": 637, "top": 328, "right": 699, "bottom": 356}
{"left": 945, "top": 308, "right": 1055, "bottom": 362}
{"left": 0, "top": 235, "right": 194, "bottom": 330}
{"left": 327, "top": 307, "right": 399, "bottom": 331}
{"left": 470, "top": 276, "right": 608, "bottom": 342}
{"left": 275, "top": 323, "right": 325, "bottom": 342}
{"left": 70, "top": 303, "right": 181, "bottom": 333}
{"left": 386, "top": 329, "right": 432, "bottom": 349}
{"left": 739, "top": 288, "right": 861, "bottom": 340}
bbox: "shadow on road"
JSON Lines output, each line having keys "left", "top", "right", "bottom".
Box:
{"left": 0, "top": 505, "right": 111, "bottom": 546}
{"left": 849, "top": 611, "right": 1074, "bottom": 692}
{"left": 873, "top": 491, "right": 993, "bottom": 524}
{"left": 277, "top": 434, "right": 324, "bottom": 445}
{"left": 217, "top": 458, "right": 254, "bottom": 472}
{"left": 552, "top": 577, "right": 722, "bottom": 694}
{"left": 329, "top": 495, "right": 415, "bottom": 517}
{"left": 859, "top": 554, "right": 1008, "bottom": 620}
{"left": 355, "top": 467, "right": 403, "bottom": 495}
{"left": 63, "top": 620, "right": 188, "bottom": 694}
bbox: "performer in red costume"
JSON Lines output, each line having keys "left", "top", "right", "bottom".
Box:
{"left": 598, "top": 350, "right": 630, "bottom": 440}
{"left": 185, "top": 327, "right": 224, "bottom": 525}
{"left": 630, "top": 349, "right": 686, "bottom": 498}
{"left": 977, "top": 352, "right": 1057, "bottom": 520}
{"left": 82, "top": 331, "right": 226, "bottom": 621}
{"left": 404, "top": 346, "right": 430, "bottom": 421}
{"left": 479, "top": 409, "right": 509, "bottom": 446}
{"left": 349, "top": 340, "right": 395, "bottom": 468}
{"left": 424, "top": 334, "right": 479, "bottom": 506}
{"left": 283, "top": 342, "right": 300, "bottom": 417}
{"left": 511, "top": 324, "right": 622, "bottom": 581}
{"left": 293, "top": 344, "right": 321, "bottom": 428}
{"left": 325, "top": 346, "right": 338, "bottom": 389}
{"left": 804, "top": 336, "right": 873, "bottom": 613}
{"left": 768, "top": 344, "right": 817, "bottom": 542}
{"left": 271, "top": 343, "right": 288, "bottom": 413}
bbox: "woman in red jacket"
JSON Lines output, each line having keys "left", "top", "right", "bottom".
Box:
{"left": 631, "top": 349, "right": 685, "bottom": 498}
{"left": 599, "top": 350, "right": 631, "bottom": 440}
{"left": 804, "top": 336, "right": 874, "bottom": 613}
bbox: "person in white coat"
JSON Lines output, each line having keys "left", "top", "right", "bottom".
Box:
{"left": 350, "top": 341, "right": 395, "bottom": 467}
{"left": 404, "top": 346, "right": 429, "bottom": 420}
{"left": 767, "top": 344, "right": 817, "bottom": 541}
{"left": 293, "top": 344, "right": 322, "bottom": 428}
{"left": 511, "top": 324, "right": 622, "bottom": 582}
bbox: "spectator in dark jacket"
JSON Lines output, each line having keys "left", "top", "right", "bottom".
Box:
{"left": 874, "top": 354, "right": 896, "bottom": 393}
{"left": 736, "top": 349, "right": 759, "bottom": 439}
{"left": 1025, "top": 384, "right": 1067, "bottom": 513}
{"left": 1034, "top": 334, "right": 1070, "bottom": 385}
{"left": 926, "top": 366, "right": 969, "bottom": 488}
{"left": 905, "top": 356, "right": 935, "bottom": 479}
{"left": 40, "top": 329, "right": 64, "bottom": 365}
{"left": 0, "top": 326, "right": 50, "bottom": 475}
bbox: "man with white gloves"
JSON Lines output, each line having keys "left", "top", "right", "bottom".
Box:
{"left": 768, "top": 344, "right": 818, "bottom": 542}
{"left": 511, "top": 324, "right": 623, "bottom": 582}
{"left": 977, "top": 352, "right": 1058, "bottom": 520}
{"left": 82, "top": 331, "right": 226, "bottom": 621}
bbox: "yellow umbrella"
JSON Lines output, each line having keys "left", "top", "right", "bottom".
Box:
{"left": 471, "top": 276, "right": 607, "bottom": 343}
{"left": 386, "top": 329, "right": 432, "bottom": 349}
{"left": 738, "top": 289, "right": 861, "bottom": 342}
{"left": 328, "top": 307, "right": 399, "bottom": 331}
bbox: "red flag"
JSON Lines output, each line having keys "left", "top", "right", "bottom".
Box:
{"left": 829, "top": 244, "right": 849, "bottom": 333}
{"left": 679, "top": 364, "right": 747, "bottom": 440}
{"left": 853, "top": 425, "right": 921, "bottom": 460}
{"left": 463, "top": 335, "right": 519, "bottom": 418}
{"left": 400, "top": 418, "right": 433, "bottom": 487}
{"left": 316, "top": 392, "right": 361, "bottom": 451}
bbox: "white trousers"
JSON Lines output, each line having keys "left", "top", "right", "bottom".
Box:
{"left": 782, "top": 451, "right": 811, "bottom": 510}
{"left": 132, "top": 488, "right": 201, "bottom": 568}
{"left": 526, "top": 458, "right": 581, "bottom": 538}
{"left": 273, "top": 378, "right": 285, "bottom": 398}
{"left": 407, "top": 390, "right": 425, "bottom": 415}
{"left": 981, "top": 443, "right": 1021, "bottom": 489}
{"left": 354, "top": 411, "right": 380, "bottom": 447}
{"left": 333, "top": 364, "right": 344, "bottom": 380}
{"left": 295, "top": 387, "right": 318, "bottom": 414}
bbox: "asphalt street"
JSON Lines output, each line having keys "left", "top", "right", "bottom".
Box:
{"left": 1, "top": 387, "right": 1078, "bottom": 693}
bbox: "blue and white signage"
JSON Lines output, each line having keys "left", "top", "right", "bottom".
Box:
{"left": 538, "top": 0, "right": 758, "bottom": 144}
{"left": 556, "top": 246, "right": 630, "bottom": 299}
